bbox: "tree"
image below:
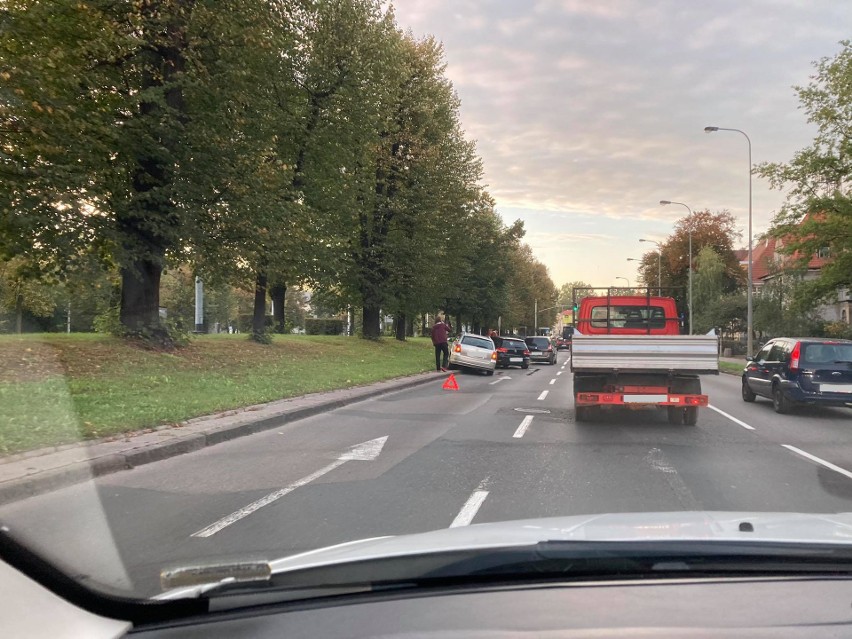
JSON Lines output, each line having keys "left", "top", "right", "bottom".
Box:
{"left": 757, "top": 41, "right": 852, "bottom": 306}
{"left": 691, "top": 246, "right": 726, "bottom": 334}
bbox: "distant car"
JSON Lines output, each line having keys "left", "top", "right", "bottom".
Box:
{"left": 555, "top": 336, "right": 570, "bottom": 351}
{"left": 741, "top": 338, "right": 852, "bottom": 413}
{"left": 524, "top": 336, "right": 557, "bottom": 365}
{"left": 492, "top": 336, "right": 530, "bottom": 369}
{"left": 449, "top": 333, "right": 497, "bottom": 375}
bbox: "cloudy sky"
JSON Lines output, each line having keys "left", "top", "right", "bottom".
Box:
{"left": 391, "top": 0, "right": 849, "bottom": 288}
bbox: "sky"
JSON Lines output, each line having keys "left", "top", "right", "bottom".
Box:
{"left": 390, "top": 0, "right": 850, "bottom": 289}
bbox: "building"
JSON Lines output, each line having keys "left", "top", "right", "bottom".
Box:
{"left": 737, "top": 221, "right": 851, "bottom": 325}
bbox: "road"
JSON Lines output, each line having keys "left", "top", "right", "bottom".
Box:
{"left": 2, "top": 352, "right": 852, "bottom": 596}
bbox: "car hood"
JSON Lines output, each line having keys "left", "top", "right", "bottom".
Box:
{"left": 267, "top": 511, "right": 852, "bottom": 574}
{"left": 158, "top": 511, "right": 852, "bottom": 599}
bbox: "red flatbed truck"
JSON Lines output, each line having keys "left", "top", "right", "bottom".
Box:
{"left": 570, "top": 288, "right": 719, "bottom": 425}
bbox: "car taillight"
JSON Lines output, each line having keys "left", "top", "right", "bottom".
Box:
{"left": 454, "top": 343, "right": 461, "bottom": 353}
{"left": 491, "top": 352, "right": 497, "bottom": 361}
{"left": 789, "top": 341, "right": 801, "bottom": 372}
{"left": 497, "top": 347, "right": 508, "bottom": 353}
{"left": 523, "top": 350, "right": 530, "bottom": 356}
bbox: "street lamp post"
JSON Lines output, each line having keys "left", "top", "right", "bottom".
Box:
{"left": 638, "top": 239, "right": 662, "bottom": 290}
{"left": 615, "top": 276, "right": 630, "bottom": 290}
{"left": 659, "top": 200, "right": 694, "bottom": 336}
{"left": 704, "top": 126, "right": 753, "bottom": 357}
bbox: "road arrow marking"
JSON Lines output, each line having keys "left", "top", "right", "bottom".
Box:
{"left": 192, "top": 436, "right": 388, "bottom": 538}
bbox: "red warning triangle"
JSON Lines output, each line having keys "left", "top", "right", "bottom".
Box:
{"left": 442, "top": 373, "right": 459, "bottom": 391}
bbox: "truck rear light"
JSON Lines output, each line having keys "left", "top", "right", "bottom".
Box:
{"left": 602, "top": 394, "right": 614, "bottom": 402}
{"left": 454, "top": 343, "right": 461, "bottom": 353}
{"left": 790, "top": 341, "right": 801, "bottom": 372}
{"left": 685, "top": 396, "right": 702, "bottom": 405}
{"left": 578, "top": 393, "right": 599, "bottom": 402}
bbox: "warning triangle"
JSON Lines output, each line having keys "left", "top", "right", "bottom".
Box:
{"left": 442, "top": 373, "right": 459, "bottom": 391}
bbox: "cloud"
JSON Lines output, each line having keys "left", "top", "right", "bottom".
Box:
{"left": 391, "top": 0, "right": 847, "bottom": 285}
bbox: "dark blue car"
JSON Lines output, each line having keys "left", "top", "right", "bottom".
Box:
{"left": 741, "top": 338, "right": 852, "bottom": 413}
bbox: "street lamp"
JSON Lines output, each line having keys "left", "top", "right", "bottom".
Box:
{"left": 659, "top": 200, "right": 694, "bottom": 335}
{"left": 638, "top": 239, "right": 662, "bottom": 290}
{"left": 615, "top": 276, "right": 630, "bottom": 289}
{"left": 704, "top": 126, "right": 753, "bottom": 357}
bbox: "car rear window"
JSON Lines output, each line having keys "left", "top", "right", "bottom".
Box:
{"left": 802, "top": 343, "right": 852, "bottom": 365}
{"left": 590, "top": 305, "right": 666, "bottom": 329}
{"left": 525, "top": 337, "right": 550, "bottom": 349}
{"left": 502, "top": 339, "right": 525, "bottom": 348}
{"left": 462, "top": 335, "right": 494, "bottom": 350}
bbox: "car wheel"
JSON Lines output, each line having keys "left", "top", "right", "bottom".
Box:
{"left": 521, "top": 362, "right": 529, "bottom": 369}
{"left": 773, "top": 384, "right": 793, "bottom": 414}
{"left": 741, "top": 378, "right": 756, "bottom": 402}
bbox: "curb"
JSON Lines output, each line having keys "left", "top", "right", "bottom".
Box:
{"left": 0, "top": 372, "right": 438, "bottom": 506}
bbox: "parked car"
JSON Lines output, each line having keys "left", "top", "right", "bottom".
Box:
{"left": 492, "top": 336, "right": 530, "bottom": 369}
{"left": 449, "top": 332, "right": 497, "bottom": 375}
{"left": 524, "top": 336, "right": 557, "bottom": 365}
{"left": 741, "top": 338, "right": 852, "bottom": 413}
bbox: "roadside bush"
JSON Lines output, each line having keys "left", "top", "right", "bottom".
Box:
{"left": 305, "top": 318, "right": 344, "bottom": 335}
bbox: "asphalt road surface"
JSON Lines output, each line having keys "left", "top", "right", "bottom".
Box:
{"left": 2, "top": 352, "right": 852, "bottom": 596}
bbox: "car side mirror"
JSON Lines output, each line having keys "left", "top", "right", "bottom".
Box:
{"left": 745, "top": 355, "right": 754, "bottom": 362}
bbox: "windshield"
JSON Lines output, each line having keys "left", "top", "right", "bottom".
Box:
{"left": 1, "top": 0, "right": 851, "bottom": 605}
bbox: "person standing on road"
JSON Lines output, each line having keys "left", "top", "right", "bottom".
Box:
{"left": 431, "top": 313, "right": 453, "bottom": 372}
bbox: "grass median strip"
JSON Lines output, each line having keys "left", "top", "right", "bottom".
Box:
{"left": 719, "top": 360, "right": 744, "bottom": 375}
{"left": 0, "top": 334, "right": 433, "bottom": 455}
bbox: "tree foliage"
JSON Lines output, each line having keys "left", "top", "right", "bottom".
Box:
{"left": 757, "top": 40, "right": 852, "bottom": 306}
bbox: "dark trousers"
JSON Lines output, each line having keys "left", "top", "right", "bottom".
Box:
{"left": 434, "top": 343, "right": 449, "bottom": 370}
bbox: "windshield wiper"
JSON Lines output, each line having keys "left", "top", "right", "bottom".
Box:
{"left": 180, "top": 540, "right": 852, "bottom": 607}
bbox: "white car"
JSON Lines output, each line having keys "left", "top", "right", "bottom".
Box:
{"left": 449, "top": 333, "right": 497, "bottom": 375}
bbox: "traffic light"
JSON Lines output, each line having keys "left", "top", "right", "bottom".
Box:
{"left": 573, "top": 303, "right": 579, "bottom": 313}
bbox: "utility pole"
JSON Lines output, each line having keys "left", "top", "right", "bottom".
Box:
{"left": 194, "top": 276, "right": 204, "bottom": 333}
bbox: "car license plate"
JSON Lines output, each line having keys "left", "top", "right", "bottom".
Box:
{"left": 820, "top": 384, "right": 852, "bottom": 393}
{"left": 510, "top": 357, "right": 522, "bottom": 362}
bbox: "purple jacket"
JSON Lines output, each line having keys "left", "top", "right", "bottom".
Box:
{"left": 431, "top": 321, "right": 452, "bottom": 345}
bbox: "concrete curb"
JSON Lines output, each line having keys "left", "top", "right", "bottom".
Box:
{"left": 0, "top": 371, "right": 438, "bottom": 505}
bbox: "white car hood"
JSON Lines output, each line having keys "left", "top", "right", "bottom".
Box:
{"left": 158, "top": 511, "right": 852, "bottom": 599}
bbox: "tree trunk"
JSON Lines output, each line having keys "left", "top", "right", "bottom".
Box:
{"left": 252, "top": 270, "right": 268, "bottom": 340}
{"left": 15, "top": 293, "right": 23, "bottom": 334}
{"left": 270, "top": 282, "right": 286, "bottom": 333}
{"left": 394, "top": 312, "right": 406, "bottom": 341}
{"left": 406, "top": 316, "right": 415, "bottom": 338}
{"left": 119, "top": 257, "right": 163, "bottom": 334}
{"left": 362, "top": 305, "right": 381, "bottom": 340}
{"left": 421, "top": 313, "right": 427, "bottom": 337}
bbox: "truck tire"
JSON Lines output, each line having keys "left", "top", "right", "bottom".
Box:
{"left": 575, "top": 405, "right": 599, "bottom": 422}
{"left": 670, "top": 377, "right": 701, "bottom": 426}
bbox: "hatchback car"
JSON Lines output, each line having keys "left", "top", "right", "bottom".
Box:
{"left": 492, "top": 336, "right": 530, "bottom": 369}
{"left": 524, "top": 336, "right": 557, "bottom": 365}
{"left": 449, "top": 333, "right": 497, "bottom": 375}
{"left": 741, "top": 338, "right": 852, "bottom": 413}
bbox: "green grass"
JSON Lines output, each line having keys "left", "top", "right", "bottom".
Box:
{"left": 719, "top": 360, "right": 744, "bottom": 375}
{"left": 0, "top": 334, "right": 434, "bottom": 455}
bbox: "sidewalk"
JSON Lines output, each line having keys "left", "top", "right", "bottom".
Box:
{"left": 0, "top": 371, "right": 439, "bottom": 506}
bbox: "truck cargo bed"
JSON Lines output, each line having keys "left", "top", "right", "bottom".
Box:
{"left": 571, "top": 334, "right": 719, "bottom": 374}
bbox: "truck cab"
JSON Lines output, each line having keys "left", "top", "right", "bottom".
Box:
{"left": 577, "top": 295, "right": 680, "bottom": 335}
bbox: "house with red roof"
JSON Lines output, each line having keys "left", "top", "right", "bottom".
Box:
{"left": 736, "top": 226, "right": 851, "bottom": 325}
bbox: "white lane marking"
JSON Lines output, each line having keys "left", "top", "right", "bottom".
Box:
{"left": 537, "top": 390, "right": 549, "bottom": 400}
{"left": 549, "top": 378, "right": 556, "bottom": 385}
{"left": 513, "top": 415, "right": 534, "bottom": 438}
{"left": 450, "top": 489, "right": 489, "bottom": 527}
{"left": 707, "top": 405, "right": 755, "bottom": 431}
{"left": 556, "top": 371, "right": 563, "bottom": 376}
{"left": 489, "top": 376, "right": 512, "bottom": 385}
{"left": 782, "top": 445, "right": 852, "bottom": 481}
{"left": 192, "top": 437, "right": 388, "bottom": 538}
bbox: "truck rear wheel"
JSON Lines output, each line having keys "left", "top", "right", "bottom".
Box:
{"left": 669, "top": 377, "right": 701, "bottom": 426}
{"left": 575, "top": 405, "right": 599, "bottom": 422}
